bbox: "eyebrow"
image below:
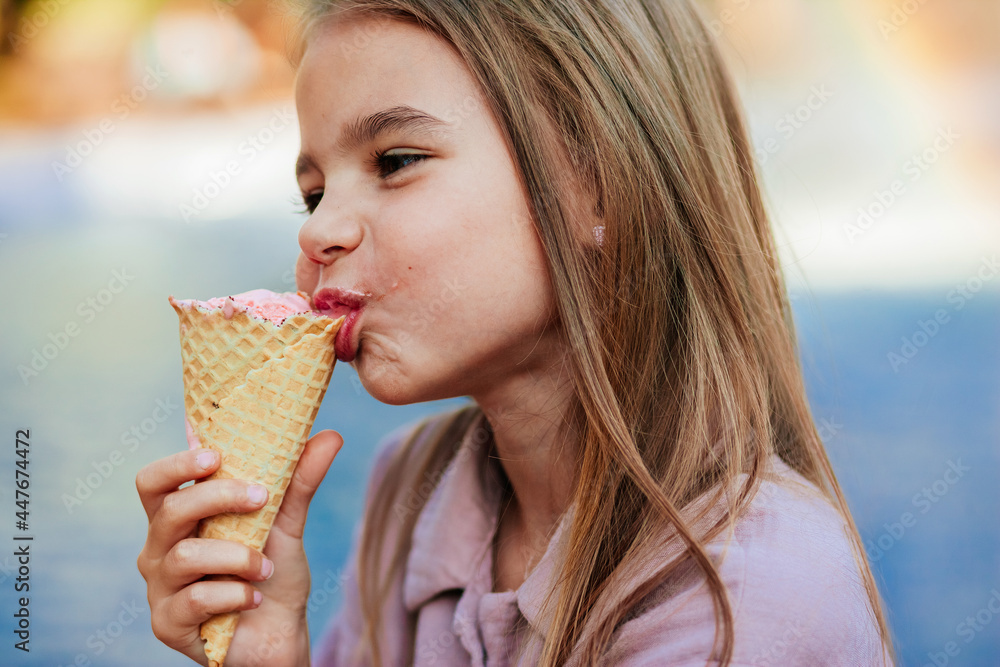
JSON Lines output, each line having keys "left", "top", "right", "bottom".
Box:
{"left": 296, "top": 105, "right": 450, "bottom": 179}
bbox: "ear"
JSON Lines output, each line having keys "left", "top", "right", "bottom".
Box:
{"left": 552, "top": 163, "right": 604, "bottom": 250}
{"left": 533, "top": 116, "right": 605, "bottom": 249}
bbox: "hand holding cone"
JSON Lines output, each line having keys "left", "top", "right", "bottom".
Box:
{"left": 169, "top": 290, "right": 343, "bottom": 667}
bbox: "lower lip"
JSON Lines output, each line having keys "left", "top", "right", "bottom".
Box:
{"left": 334, "top": 309, "right": 362, "bottom": 362}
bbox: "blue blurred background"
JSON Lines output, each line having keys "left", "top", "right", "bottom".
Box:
{"left": 0, "top": 1, "right": 997, "bottom": 665}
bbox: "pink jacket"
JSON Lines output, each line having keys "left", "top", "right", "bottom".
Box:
{"left": 314, "top": 408, "right": 893, "bottom": 666}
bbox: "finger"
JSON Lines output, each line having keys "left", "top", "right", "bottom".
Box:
{"left": 137, "top": 449, "right": 221, "bottom": 520}
{"left": 272, "top": 430, "right": 343, "bottom": 540}
{"left": 295, "top": 251, "right": 320, "bottom": 295}
{"left": 162, "top": 538, "right": 274, "bottom": 591}
{"left": 157, "top": 579, "right": 262, "bottom": 644}
{"left": 146, "top": 478, "right": 269, "bottom": 558}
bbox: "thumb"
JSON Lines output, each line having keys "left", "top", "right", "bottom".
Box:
{"left": 272, "top": 429, "right": 343, "bottom": 539}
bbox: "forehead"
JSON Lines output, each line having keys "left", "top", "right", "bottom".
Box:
{"left": 295, "top": 14, "right": 478, "bottom": 126}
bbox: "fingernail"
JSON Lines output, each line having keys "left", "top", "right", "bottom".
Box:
{"left": 247, "top": 485, "right": 267, "bottom": 504}
{"left": 261, "top": 558, "right": 274, "bottom": 580}
{"left": 196, "top": 451, "right": 216, "bottom": 469}
{"left": 253, "top": 590, "right": 263, "bottom": 606}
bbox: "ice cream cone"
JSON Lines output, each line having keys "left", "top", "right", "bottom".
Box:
{"left": 169, "top": 290, "right": 343, "bottom": 667}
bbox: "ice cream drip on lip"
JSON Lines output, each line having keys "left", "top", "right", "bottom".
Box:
{"left": 172, "top": 289, "right": 323, "bottom": 325}
{"left": 310, "top": 288, "right": 379, "bottom": 313}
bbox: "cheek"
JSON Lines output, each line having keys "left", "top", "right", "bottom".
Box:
{"left": 375, "top": 215, "right": 475, "bottom": 309}
{"left": 400, "top": 226, "right": 550, "bottom": 340}
{"left": 370, "top": 154, "right": 552, "bottom": 338}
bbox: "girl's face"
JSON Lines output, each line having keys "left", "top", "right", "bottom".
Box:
{"left": 295, "top": 14, "right": 560, "bottom": 405}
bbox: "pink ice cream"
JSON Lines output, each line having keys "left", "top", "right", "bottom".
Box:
{"left": 169, "top": 289, "right": 325, "bottom": 450}
{"left": 169, "top": 289, "right": 316, "bottom": 326}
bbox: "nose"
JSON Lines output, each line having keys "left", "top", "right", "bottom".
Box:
{"left": 298, "top": 194, "right": 364, "bottom": 266}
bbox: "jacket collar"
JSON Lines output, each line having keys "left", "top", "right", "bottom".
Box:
{"left": 401, "top": 408, "right": 763, "bottom": 642}
{"left": 398, "top": 408, "right": 580, "bottom": 638}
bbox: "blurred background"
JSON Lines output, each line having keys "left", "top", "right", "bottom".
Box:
{"left": 0, "top": 0, "right": 997, "bottom": 665}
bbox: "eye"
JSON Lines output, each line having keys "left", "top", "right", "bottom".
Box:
{"left": 296, "top": 190, "right": 323, "bottom": 215}
{"left": 295, "top": 149, "right": 429, "bottom": 214}
{"left": 370, "top": 148, "right": 429, "bottom": 179}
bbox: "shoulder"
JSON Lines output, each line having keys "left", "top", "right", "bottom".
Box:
{"left": 729, "top": 457, "right": 889, "bottom": 664}
{"left": 602, "top": 455, "right": 891, "bottom": 666}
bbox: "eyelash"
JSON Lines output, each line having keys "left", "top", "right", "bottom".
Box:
{"left": 295, "top": 150, "right": 429, "bottom": 215}
{"left": 295, "top": 192, "right": 323, "bottom": 216}
{"left": 369, "top": 148, "right": 429, "bottom": 178}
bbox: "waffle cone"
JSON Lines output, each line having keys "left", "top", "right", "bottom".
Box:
{"left": 170, "top": 296, "right": 344, "bottom": 667}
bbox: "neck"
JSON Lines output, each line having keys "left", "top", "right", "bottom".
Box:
{"left": 475, "top": 351, "right": 579, "bottom": 558}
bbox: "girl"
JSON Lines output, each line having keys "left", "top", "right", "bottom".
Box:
{"left": 137, "top": 1, "right": 897, "bottom": 665}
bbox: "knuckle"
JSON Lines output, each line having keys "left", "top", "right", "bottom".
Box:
{"left": 225, "top": 480, "right": 253, "bottom": 509}
{"left": 149, "top": 614, "right": 169, "bottom": 642}
{"left": 222, "top": 481, "right": 241, "bottom": 508}
{"left": 170, "top": 539, "right": 198, "bottom": 569}
{"left": 149, "top": 602, "right": 177, "bottom": 644}
{"left": 185, "top": 582, "right": 209, "bottom": 612}
{"left": 159, "top": 492, "right": 181, "bottom": 523}
{"left": 135, "top": 467, "right": 150, "bottom": 495}
{"left": 240, "top": 547, "right": 258, "bottom": 575}
{"left": 242, "top": 582, "right": 258, "bottom": 607}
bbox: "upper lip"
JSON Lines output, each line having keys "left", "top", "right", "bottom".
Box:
{"left": 312, "top": 287, "right": 369, "bottom": 319}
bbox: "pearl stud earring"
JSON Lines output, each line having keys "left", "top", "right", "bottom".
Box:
{"left": 593, "top": 225, "right": 605, "bottom": 247}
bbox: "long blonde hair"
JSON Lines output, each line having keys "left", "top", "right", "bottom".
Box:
{"left": 291, "top": 1, "right": 896, "bottom": 664}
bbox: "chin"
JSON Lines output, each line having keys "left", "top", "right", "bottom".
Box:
{"left": 354, "top": 347, "right": 460, "bottom": 406}
{"left": 363, "top": 380, "right": 416, "bottom": 406}
{"left": 353, "top": 351, "right": 420, "bottom": 406}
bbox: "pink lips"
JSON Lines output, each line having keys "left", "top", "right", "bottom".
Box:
{"left": 313, "top": 287, "right": 368, "bottom": 362}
